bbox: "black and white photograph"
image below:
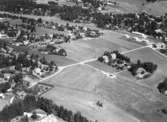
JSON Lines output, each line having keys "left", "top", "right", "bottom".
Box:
{"left": 0, "top": 0, "right": 167, "bottom": 122}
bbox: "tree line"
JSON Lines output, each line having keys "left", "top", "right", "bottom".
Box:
{"left": 0, "top": 95, "right": 97, "bottom": 122}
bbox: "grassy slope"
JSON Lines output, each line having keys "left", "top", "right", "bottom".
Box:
{"left": 42, "top": 65, "right": 140, "bottom": 122}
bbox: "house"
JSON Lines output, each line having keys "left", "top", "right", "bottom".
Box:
{"left": 4, "top": 73, "right": 11, "bottom": 81}
{"left": 136, "top": 67, "right": 148, "bottom": 79}
{"left": 52, "top": 47, "right": 67, "bottom": 56}
{"left": 155, "top": 29, "right": 164, "bottom": 34}
{"left": 35, "top": 114, "right": 58, "bottom": 122}
{"left": 33, "top": 68, "right": 42, "bottom": 77}
{"left": 16, "top": 91, "right": 27, "bottom": 100}
{"left": 132, "top": 37, "right": 142, "bottom": 42}
{"left": 25, "top": 111, "right": 58, "bottom": 122}
{"left": 110, "top": 53, "right": 116, "bottom": 60}
{"left": 156, "top": 43, "right": 166, "bottom": 49}
{"left": 0, "top": 33, "right": 8, "bottom": 39}
{"left": 102, "top": 55, "right": 109, "bottom": 64}
{"left": 23, "top": 40, "right": 30, "bottom": 46}
{"left": 132, "top": 31, "right": 147, "bottom": 39}
{"left": 0, "top": 93, "right": 5, "bottom": 99}
{"left": 151, "top": 42, "right": 166, "bottom": 50}
{"left": 123, "top": 34, "right": 130, "bottom": 39}
{"left": 11, "top": 115, "right": 23, "bottom": 122}
{"left": 24, "top": 109, "right": 47, "bottom": 119}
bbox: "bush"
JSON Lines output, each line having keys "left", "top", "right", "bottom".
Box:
{"left": 157, "top": 79, "right": 167, "bottom": 94}
{"left": 0, "top": 82, "right": 11, "bottom": 93}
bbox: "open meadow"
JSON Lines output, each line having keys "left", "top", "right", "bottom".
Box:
{"left": 41, "top": 46, "right": 167, "bottom": 122}
{"left": 42, "top": 64, "right": 140, "bottom": 122}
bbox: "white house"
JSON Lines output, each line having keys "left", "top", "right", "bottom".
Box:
{"left": 132, "top": 37, "right": 142, "bottom": 42}
{"left": 132, "top": 31, "right": 147, "bottom": 39}
{"left": 33, "top": 68, "right": 42, "bottom": 76}
{"left": 0, "top": 33, "right": 8, "bottom": 39}
{"left": 102, "top": 55, "right": 109, "bottom": 63}
{"left": 110, "top": 53, "right": 117, "bottom": 60}
{"left": 37, "top": 114, "right": 58, "bottom": 122}
{"left": 156, "top": 43, "right": 166, "bottom": 49}
{"left": 123, "top": 34, "right": 130, "bottom": 39}
{"left": 151, "top": 42, "right": 166, "bottom": 50}
{"left": 0, "top": 93, "right": 5, "bottom": 99}
{"left": 136, "top": 67, "right": 148, "bottom": 79}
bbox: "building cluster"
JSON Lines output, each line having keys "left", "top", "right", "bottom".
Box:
{"left": 0, "top": 12, "right": 102, "bottom": 49}
{"left": 98, "top": 50, "right": 157, "bottom": 79}
{"left": 38, "top": 45, "right": 67, "bottom": 56}
{"left": 98, "top": 50, "right": 131, "bottom": 70}
{"left": 123, "top": 32, "right": 167, "bottom": 50}
{"left": 42, "top": 21, "right": 102, "bottom": 40}
{"left": 0, "top": 41, "right": 58, "bottom": 100}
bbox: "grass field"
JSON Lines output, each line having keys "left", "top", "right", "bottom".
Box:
{"left": 41, "top": 65, "right": 105, "bottom": 91}
{"left": 42, "top": 64, "right": 140, "bottom": 122}
{"left": 87, "top": 60, "right": 118, "bottom": 73}
{"left": 59, "top": 30, "right": 143, "bottom": 61}
{"left": 40, "top": 46, "right": 167, "bottom": 122}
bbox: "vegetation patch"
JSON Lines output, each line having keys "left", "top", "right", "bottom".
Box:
{"left": 0, "top": 95, "right": 94, "bottom": 122}
{"left": 98, "top": 50, "right": 157, "bottom": 79}
{"left": 157, "top": 78, "right": 167, "bottom": 94}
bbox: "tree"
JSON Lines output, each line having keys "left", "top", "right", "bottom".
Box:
{"left": 0, "top": 82, "right": 11, "bottom": 93}
{"left": 13, "top": 73, "right": 23, "bottom": 84}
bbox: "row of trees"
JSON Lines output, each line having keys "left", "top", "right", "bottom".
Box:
{"left": 0, "top": 95, "right": 96, "bottom": 122}
{"left": 146, "top": 0, "right": 157, "bottom": 2}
